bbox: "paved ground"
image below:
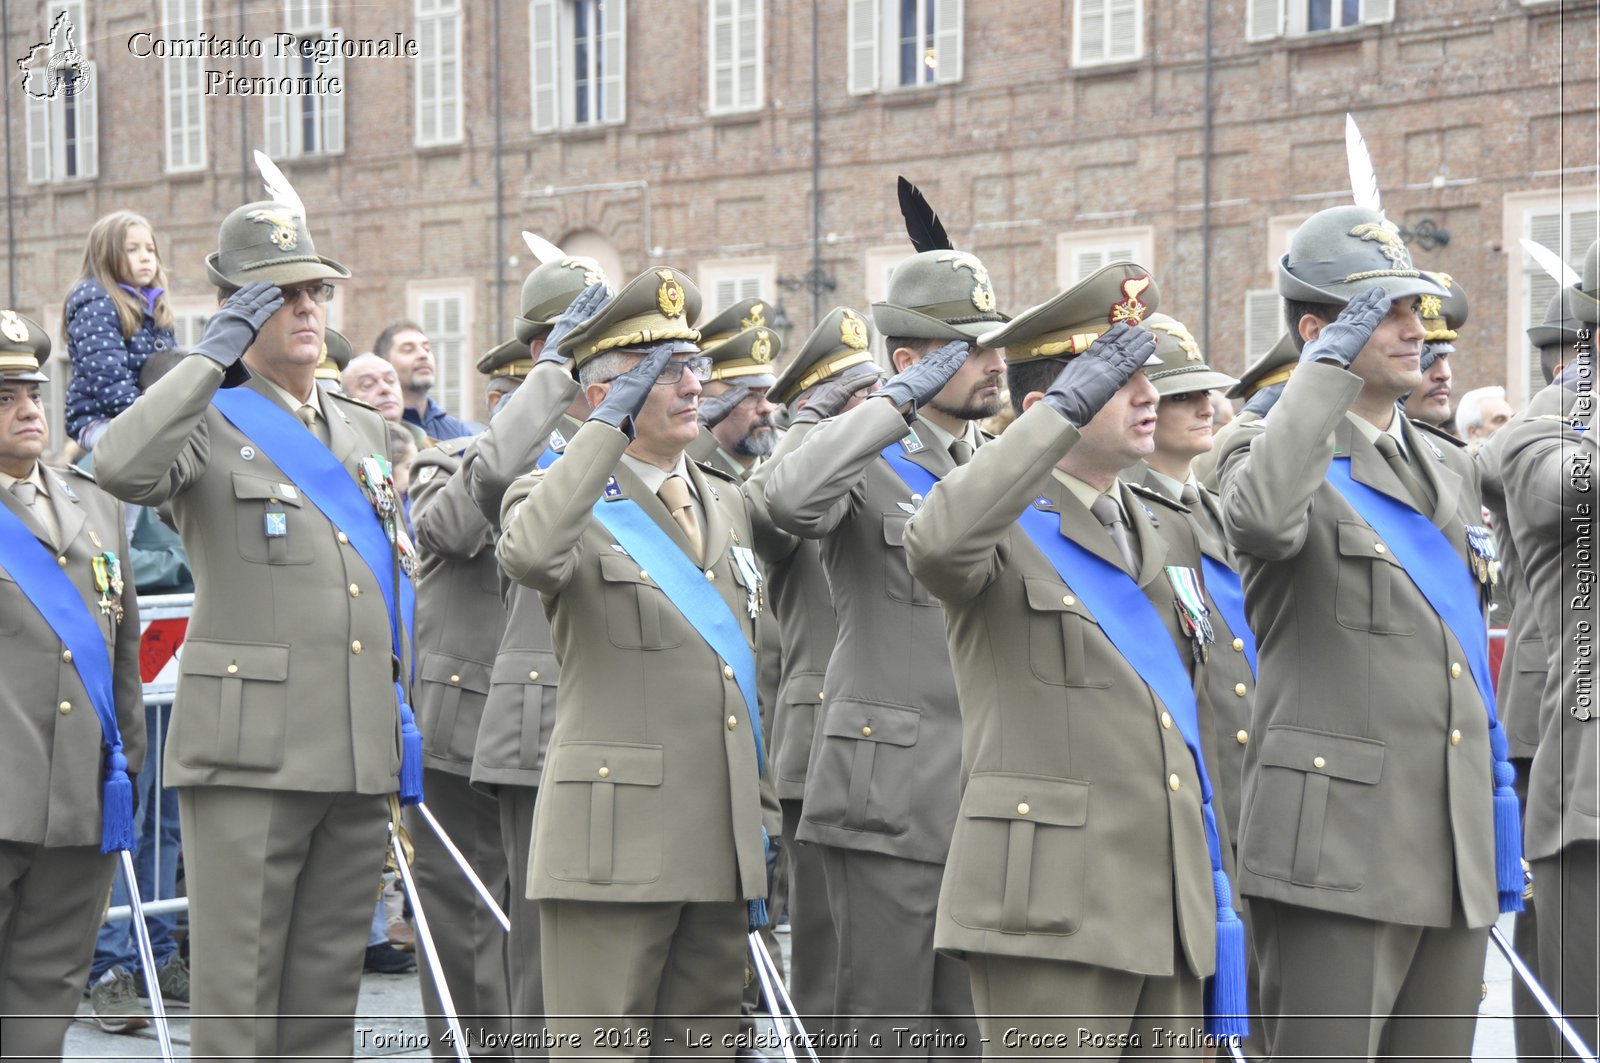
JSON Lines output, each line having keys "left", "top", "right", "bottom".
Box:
{"left": 65, "top": 917, "right": 1529, "bottom": 1060}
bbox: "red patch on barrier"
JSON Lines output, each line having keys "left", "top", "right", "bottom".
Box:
{"left": 139, "top": 618, "right": 189, "bottom": 684}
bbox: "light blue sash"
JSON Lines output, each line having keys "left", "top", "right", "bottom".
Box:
{"left": 1200, "top": 555, "right": 1258, "bottom": 678}
{"left": 0, "top": 501, "right": 134, "bottom": 851}
{"left": 210, "top": 388, "right": 423, "bottom": 803}
{"left": 1325, "top": 456, "right": 1523, "bottom": 912}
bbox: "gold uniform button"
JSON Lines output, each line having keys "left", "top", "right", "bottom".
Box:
{"left": 727, "top": 716, "right": 739, "bottom": 730}
{"left": 861, "top": 726, "right": 873, "bottom": 737}
{"left": 227, "top": 664, "right": 239, "bottom": 675}
{"left": 1062, "top": 594, "right": 1076, "bottom": 606}
{"left": 1168, "top": 774, "right": 1181, "bottom": 792}
{"left": 1236, "top": 729, "right": 1249, "bottom": 745}
{"left": 337, "top": 532, "right": 349, "bottom": 544}
{"left": 638, "top": 570, "right": 649, "bottom": 581}
{"left": 450, "top": 674, "right": 461, "bottom": 684}
{"left": 1313, "top": 756, "right": 1326, "bottom": 769}
{"left": 1016, "top": 803, "right": 1030, "bottom": 816}
{"left": 61, "top": 650, "right": 73, "bottom": 663}
{"left": 528, "top": 670, "right": 540, "bottom": 681}
{"left": 722, "top": 665, "right": 734, "bottom": 680}
{"left": 1160, "top": 711, "right": 1173, "bottom": 729}
{"left": 598, "top": 766, "right": 610, "bottom": 779}
{"left": 351, "top": 640, "right": 363, "bottom": 654}
{"left": 59, "top": 701, "right": 72, "bottom": 714}
{"left": 349, "top": 583, "right": 360, "bottom": 597}
{"left": 1451, "top": 662, "right": 1462, "bottom": 679}
{"left": 1374, "top": 543, "right": 1387, "bottom": 554}
{"left": 705, "top": 570, "right": 716, "bottom": 581}
{"left": 57, "top": 555, "right": 67, "bottom": 566}
{"left": 1234, "top": 682, "right": 1247, "bottom": 697}
{"left": 1232, "top": 637, "right": 1244, "bottom": 652}
{"left": 1450, "top": 729, "right": 1462, "bottom": 746}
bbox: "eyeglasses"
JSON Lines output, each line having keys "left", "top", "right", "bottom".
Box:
{"left": 651, "top": 355, "right": 714, "bottom": 386}
{"left": 281, "top": 282, "right": 336, "bottom": 305}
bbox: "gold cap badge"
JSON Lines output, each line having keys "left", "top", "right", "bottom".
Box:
{"left": 0, "top": 310, "right": 29, "bottom": 344}
{"left": 1110, "top": 276, "right": 1152, "bottom": 326}
{"left": 742, "top": 303, "right": 766, "bottom": 329}
{"left": 656, "top": 269, "right": 687, "bottom": 318}
{"left": 1349, "top": 221, "right": 1412, "bottom": 267}
{"left": 751, "top": 329, "right": 773, "bottom": 363}
{"left": 840, "top": 310, "right": 869, "bottom": 351}
{"left": 246, "top": 208, "right": 302, "bottom": 251}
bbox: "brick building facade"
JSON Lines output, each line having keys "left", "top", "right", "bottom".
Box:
{"left": 3, "top": 0, "right": 1594, "bottom": 443}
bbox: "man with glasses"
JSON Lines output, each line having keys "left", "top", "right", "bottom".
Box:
{"left": 96, "top": 198, "right": 410, "bottom": 1062}
{"left": 497, "top": 268, "right": 776, "bottom": 1056}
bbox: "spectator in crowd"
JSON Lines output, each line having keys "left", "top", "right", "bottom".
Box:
{"left": 373, "top": 321, "right": 477, "bottom": 440}
{"left": 1455, "top": 385, "right": 1516, "bottom": 450}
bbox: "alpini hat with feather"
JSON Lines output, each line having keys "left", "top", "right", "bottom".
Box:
{"left": 873, "top": 177, "right": 1009, "bottom": 342}
{"left": 206, "top": 152, "right": 350, "bottom": 289}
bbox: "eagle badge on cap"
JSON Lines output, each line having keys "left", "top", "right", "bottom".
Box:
{"left": 742, "top": 303, "right": 766, "bottom": 329}
{"left": 1110, "top": 276, "right": 1153, "bottom": 326}
{"left": 751, "top": 329, "right": 773, "bottom": 363}
{"left": 246, "top": 208, "right": 302, "bottom": 251}
{"left": 562, "top": 258, "right": 605, "bottom": 287}
{"left": 656, "top": 270, "right": 686, "bottom": 318}
{"left": 1149, "top": 316, "right": 1202, "bottom": 361}
{"left": 1348, "top": 221, "right": 1411, "bottom": 267}
{"left": 0, "top": 310, "right": 29, "bottom": 343}
{"left": 840, "top": 310, "right": 869, "bottom": 350}
{"left": 938, "top": 252, "right": 997, "bottom": 314}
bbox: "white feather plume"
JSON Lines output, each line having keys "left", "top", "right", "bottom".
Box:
{"left": 522, "top": 231, "right": 565, "bottom": 264}
{"left": 1344, "top": 114, "right": 1383, "bottom": 218}
{"left": 1520, "top": 238, "right": 1582, "bottom": 289}
{"left": 254, "top": 150, "right": 306, "bottom": 221}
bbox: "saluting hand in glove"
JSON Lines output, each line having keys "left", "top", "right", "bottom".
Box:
{"left": 1040, "top": 323, "right": 1158, "bottom": 428}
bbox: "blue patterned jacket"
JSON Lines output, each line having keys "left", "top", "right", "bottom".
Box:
{"left": 64, "top": 278, "right": 175, "bottom": 442}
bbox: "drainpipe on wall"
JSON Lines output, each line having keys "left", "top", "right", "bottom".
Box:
{"left": 1201, "top": 0, "right": 1215, "bottom": 356}
{"left": 809, "top": 0, "right": 823, "bottom": 325}
{"left": 492, "top": 0, "right": 505, "bottom": 341}
{"left": 4, "top": 5, "right": 17, "bottom": 307}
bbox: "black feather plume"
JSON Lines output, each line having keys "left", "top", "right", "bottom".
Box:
{"left": 897, "top": 176, "right": 952, "bottom": 253}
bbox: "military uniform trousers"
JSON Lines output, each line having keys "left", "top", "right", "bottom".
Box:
{"left": 1532, "top": 841, "right": 1599, "bottom": 1059}
{"left": 407, "top": 768, "right": 512, "bottom": 1058}
{"left": 781, "top": 796, "right": 838, "bottom": 1047}
{"left": 499, "top": 783, "right": 550, "bottom": 1058}
{"left": 1248, "top": 897, "right": 1489, "bottom": 1063}
{"left": 819, "top": 846, "right": 978, "bottom": 1062}
{"left": 0, "top": 841, "right": 118, "bottom": 1059}
{"left": 181, "top": 785, "right": 389, "bottom": 1063}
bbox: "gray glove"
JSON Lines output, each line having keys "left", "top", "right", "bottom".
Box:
{"left": 1299, "top": 286, "right": 1390, "bottom": 369}
{"left": 791, "top": 372, "right": 877, "bottom": 425}
{"left": 586, "top": 341, "right": 678, "bottom": 434}
{"left": 1557, "top": 354, "right": 1593, "bottom": 393}
{"left": 193, "top": 282, "right": 283, "bottom": 369}
{"left": 540, "top": 282, "right": 611, "bottom": 366}
{"left": 1419, "top": 342, "right": 1445, "bottom": 374}
{"left": 1241, "top": 381, "right": 1285, "bottom": 419}
{"left": 877, "top": 339, "right": 970, "bottom": 419}
{"left": 698, "top": 385, "right": 750, "bottom": 428}
{"left": 1041, "top": 323, "right": 1157, "bottom": 427}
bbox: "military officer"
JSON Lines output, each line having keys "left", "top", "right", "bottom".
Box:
{"left": 95, "top": 202, "right": 411, "bottom": 1062}
{"left": 764, "top": 249, "right": 1010, "bottom": 1059}
{"left": 1402, "top": 273, "right": 1468, "bottom": 433}
{"left": 315, "top": 325, "right": 354, "bottom": 388}
{"left": 692, "top": 299, "right": 783, "bottom": 477}
{"left": 1500, "top": 244, "right": 1598, "bottom": 1059}
{"left": 1217, "top": 206, "right": 1513, "bottom": 1061}
{"left": 0, "top": 314, "right": 146, "bottom": 1060}
{"left": 743, "top": 306, "right": 882, "bottom": 1036}
{"left": 496, "top": 268, "right": 770, "bottom": 1058}
{"left": 902, "top": 269, "right": 1248, "bottom": 1055}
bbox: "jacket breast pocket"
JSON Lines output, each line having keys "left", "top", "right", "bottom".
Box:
{"left": 946, "top": 772, "right": 1089, "bottom": 936}
{"left": 1334, "top": 520, "right": 1414, "bottom": 635}
{"left": 1023, "top": 578, "right": 1111, "bottom": 689}
{"left": 545, "top": 741, "right": 663, "bottom": 884}
{"left": 174, "top": 639, "right": 290, "bottom": 771}
{"left": 232, "top": 473, "right": 315, "bottom": 566}
{"left": 598, "top": 553, "right": 684, "bottom": 651}
{"left": 418, "top": 651, "right": 493, "bottom": 760}
{"left": 487, "top": 650, "right": 559, "bottom": 771}
{"left": 1243, "top": 725, "right": 1385, "bottom": 891}
{"left": 882, "top": 514, "right": 939, "bottom": 608}
{"left": 807, "top": 699, "right": 920, "bottom": 836}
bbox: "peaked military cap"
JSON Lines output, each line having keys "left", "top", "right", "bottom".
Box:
{"left": 1227, "top": 331, "right": 1298, "bottom": 400}
{"left": 205, "top": 200, "right": 351, "bottom": 289}
{"left": 698, "top": 298, "right": 771, "bottom": 355}
{"left": 1418, "top": 271, "right": 1468, "bottom": 356}
{"left": 477, "top": 336, "right": 534, "bottom": 378}
{"left": 979, "top": 262, "right": 1161, "bottom": 366}
{"left": 0, "top": 310, "right": 50, "bottom": 383}
{"left": 1141, "top": 314, "right": 1238, "bottom": 396}
{"left": 1577, "top": 239, "right": 1600, "bottom": 324}
{"left": 1279, "top": 206, "right": 1446, "bottom": 306}
{"left": 558, "top": 267, "right": 702, "bottom": 365}
{"left": 1528, "top": 286, "right": 1588, "bottom": 349}
{"left": 872, "top": 250, "right": 1008, "bottom": 342}
{"left": 772, "top": 307, "right": 879, "bottom": 406}
{"left": 314, "top": 326, "right": 353, "bottom": 381}
{"left": 705, "top": 325, "right": 780, "bottom": 390}
{"left": 515, "top": 256, "right": 609, "bottom": 345}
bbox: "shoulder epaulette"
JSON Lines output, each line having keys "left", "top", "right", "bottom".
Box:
{"left": 58, "top": 463, "right": 96, "bottom": 482}
{"left": 1126, "top": 481, "right": 1190, "bottom": 513}
{"left": 695, "top": 460, "right": 744, "bottom": 486}
{"left": 327, "top": 390, "right": 379, "bottom": 414}
{"left": 1412, "top": 420, "right": 1466, "bottom": 449}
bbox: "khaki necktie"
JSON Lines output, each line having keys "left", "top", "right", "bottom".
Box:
{"left": 949, "top": 438, "right": 973, "bottom": 466}
{"left": 1373, "top": 433, "right": 1433, "bottom": 512}
{"left": 1089, "top": 492, "right": 1139, "bottom": 577}
{"left": 296, "top": 405, "right": 318, "bottom": 429}
{"left": 1180, "top": 483, "right": 1201, "bottom": 508}
{"left": 657, "top": 474, "right": 704, "bottom": 564}
{"left": 10, "top": 479, "right": 60, "bottom": 549}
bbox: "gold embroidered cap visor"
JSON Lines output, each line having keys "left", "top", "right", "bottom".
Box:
{"left": 1227, "top": 331, "right": 1299, "bottom": 400}
{"left": 476, "top": 336, "right": 535, "bottom": 378}
{"left": 1417, "top": 271, "right": 1468, "bottom": 345}
{"left": 0, "top": 310, "right": 51, "bottom": 383}
{"left": 205, "top": 200, "right": 351, "bottom": 289}
{"left": 1277, "top": 205, "right": 1445, "bottom": 306}
{"left": 870, "top": 249, "right": 1009, "bottom": 343}
{"left": 1141, "top": 313, "right": 1239, "bottom": 397}
{"left": 978, "top": 261, "right": 1163, "bottom": 367}
{"left": 772, "top": 306, "right": 878, "bottom": 406}
{"left": 558, "top": 267, "right": 703, "bottom": 366}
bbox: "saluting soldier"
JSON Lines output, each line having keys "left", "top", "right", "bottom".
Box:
{"left": 1499, "top": 245, "right": 1599, "bottom": 1059}
{"left": 1401, "top": 273, "right": 1468, "bottom": 434}
{"left": 496, "top": 268, "right": 772, "bottom": 1057}
{"left": 95, "top": 199, "right": 416, "bottom": 1062}
{"left": 743, "top": 306, "right": 883, "bottom": 1037}
{"left": 901, "top": 269, "right": 1248, "bottom": 1055}
{"left": 1217, "top": 206, "right": 1517, "bottom": 1061}
{"left": 764, "top": 249, "right": 1009, "bottom": 1059}
{"left": 692, "top": 299, "right": 783, "bottom": 478}
{"left": 1192, "top": 331, "right": 1294, "bottom": 491}
{"left": 0, "top": 314, "right": 145, "bottom": 1060}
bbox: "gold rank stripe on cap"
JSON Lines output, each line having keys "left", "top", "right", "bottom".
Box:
{"left": 1240, "top": 365, "right": 1295, "bottom": 398}
{"left": 488, "top": 359, "right": 537, "bottom": 379}
{"left": 784, "top": 349, "right": 877, "bottom": 402}
{"left": 0, "top": 351, "right": 39, "bottom": 374}
{"left": 1010, "top": 326, "right": 1115, "bottom": 362}
{"left": 712, "top": 361, "right": 776, "bottom": 382}
{"left": 579, "top": 318, "right": 702, "bottom": 360}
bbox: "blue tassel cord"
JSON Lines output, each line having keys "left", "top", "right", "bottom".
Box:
{"left": 1205, "top": 868, "right": 1250, "bottom": 1041}
{"left": 1492, "top": 760, "right": 1525, "bottom": 914}
{"left": 99, "top": 749, "right": 136, "bottom": 853}
{"left": 397, "top": 685, "right": 425, "bottom": 806}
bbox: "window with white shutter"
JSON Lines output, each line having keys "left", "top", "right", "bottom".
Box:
{"left": 528, "top": 0, "right": 628, "bottom": 131}
{"left": 412, "top": 285, "right": 475, "bottom": 420}
{"left": 25, "top": 2, "right": 97, "bottom": 183}
{"left": 1517, "top": 202, "right": 1597, "bottom": 400}
{"left": 699, "top": 258, "right": 776, "bottom": 318}
{"left": 168, "top": 298, "right": 215, "bottom": 350}
{"left": 1074, "top": 0, "right": 1142, "bottom": 67}
{"left": 163, "top": 0, "right": 207, "bottom": 172}
{"left": 264, "top": 2, "right": 342, "bottom": 159}
{"left": 708, "top": 0, "right": 762, "bottom": 114}
{"left": 1055, "top": 228, "right": 1154, "bottom": 288}
{"left": 1253, "top": 0, "right": 1392, "bottom": 40}
{"left": 416, "top": 0, "right": 463, "bottom": 146}
{"left": 1243, "top": 289, "right": 1284, "bottom": 368}
{"left": 847, "top": 0, "right": 961, "bottom": 94}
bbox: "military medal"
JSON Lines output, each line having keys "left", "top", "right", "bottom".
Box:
{"left": 1164, "top": 565, "right": 1214, "bottom": 660}
{"left": 1464, "top": 524, "right": 1499, "bottom": 589}
{"left": 91, "top": 552, "right": 125, "bottom": 624}
{"left": 358, "top": 455, "right": 398, "bottom": 520}
{"left": 731, "top": 545, "right": 765, "bottom": 620}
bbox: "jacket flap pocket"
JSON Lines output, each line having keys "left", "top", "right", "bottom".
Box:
{"left": 491, "top": 649, "right": 558, "bottom": 686}
{"left": 779, "top": 670, "right": 826, "bottom": 707}
{"left": 963, "top": 772, "right": 1089, "bottom": 827}
{"left": 1259, "top": 725, "right": 1385, "bottom": 784}
{"left": 420, "top": 651, "right": 493, "bottom": 692}
{"left": 821, "top": 700, "right": 919, "bottom": 746}
{"left": 598, "top": 551, "right": 654, "bottom": 586}
{"left": 882, "top": 514, "right": 907, "bottom": 547}
{"left": 180, "top": 639, "right": 290, "bottom": 681}
{"left": 549, "top": 741, "right": 664, "bottom": 785}
{"left": 1514, "top": 633, "right": 1547, "bottom": 673}
{"left": 1336, "top": 520, "right": 1399, "bottom": 566}
{"left": 1023, "top": 577, "right": 1097, "bottom": 619}
{"left": 230, "top": 472, "right": 304, "bottom": 507}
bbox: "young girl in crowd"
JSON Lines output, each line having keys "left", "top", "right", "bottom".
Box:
{"left": 63, "top": 210, "right": 176, "bottom": 449}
